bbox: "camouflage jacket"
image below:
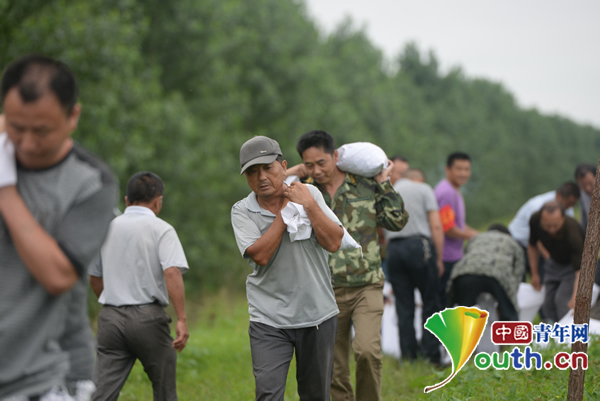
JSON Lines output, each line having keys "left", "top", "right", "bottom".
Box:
{"left": 448, "top": 231, "right": 525, "bottom": 310}
{"left": 307, "top": 173, "right": 408, "bottom": 287}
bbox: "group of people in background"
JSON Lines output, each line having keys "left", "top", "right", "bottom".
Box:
{"left": 1, "top": 53, "right": 597, "bottom": 401}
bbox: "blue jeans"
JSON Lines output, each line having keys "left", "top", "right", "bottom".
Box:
{"left": 386, "top": 237, "right": 441, "bottom": 363}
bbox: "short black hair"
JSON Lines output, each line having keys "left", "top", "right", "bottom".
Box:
{"left": 1, "top": 54, "right": 78, "bottom": 114}
{"left": 541, "top": 200, "right": 565, "bottom": 216}
{"left": 575, "top": 163, "right": 596, "bottom": 180}
{"left": 296, "top": 130, "right": 335, "bottom": 158}
{"left": 556, "top": 181, "right": 581, "bottom": 199}
{"left": 127, "top": 171, "right": 164, "bottom": 204}
{"left": 487, "top": 223, "right": 510, "bottom": 235}
{"left": 446, "top": 152, "right": 471, "bottom": 168}
{"left": 391, "top": 155, "right": 409, "bottom": 163}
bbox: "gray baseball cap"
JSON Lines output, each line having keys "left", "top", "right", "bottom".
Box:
{"left": 239, "top": 136, "right": 283, "bottom": 174}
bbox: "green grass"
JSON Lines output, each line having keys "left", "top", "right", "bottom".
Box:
{"left": 111, "top": 290, "right": 600, "bottom": 400}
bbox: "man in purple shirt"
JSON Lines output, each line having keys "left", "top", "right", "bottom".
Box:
{"left": 434, "top": 152, "right": 478, "bottom": 306}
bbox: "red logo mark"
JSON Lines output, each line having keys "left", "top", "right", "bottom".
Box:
{"left": 491, "top": 321, "right": 532, "bottom": 345}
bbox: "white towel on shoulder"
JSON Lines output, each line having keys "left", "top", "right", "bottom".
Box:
{"left": 281, "top": 202, "right": 362, "bottom": 256}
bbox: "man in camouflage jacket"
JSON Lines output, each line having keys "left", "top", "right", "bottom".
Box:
{"left": 288, "top": 130, "right": 408, "bottom": 401}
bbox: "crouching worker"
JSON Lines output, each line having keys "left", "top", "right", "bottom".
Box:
{"left": 231, "top": 136, "right": 344, "bottom": 401}
{"left": 447, "top": 224, "right": 525, "bottom": 321}
{"left": 90, "top": 171, "right": 190, "bottom": 401}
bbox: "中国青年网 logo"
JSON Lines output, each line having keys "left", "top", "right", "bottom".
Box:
{"left": 423, "top": 307, "right": 589, "bottom": 393}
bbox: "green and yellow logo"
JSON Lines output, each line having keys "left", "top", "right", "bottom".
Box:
{"left": 424, "top": 307, "right": 489, "bottom": 393}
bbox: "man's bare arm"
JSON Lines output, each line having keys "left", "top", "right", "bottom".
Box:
{"left": 0, "top": 186, "right": 77, "bottom": 295}
{"left": 284, "top": 163, "right": 308, "bottom": 180}
{"left": 90, "top": 275, "right": 104, "bottom": 298}
{"left": 245, "top": 212, "right": 288, "bottom": 266}
{"left": 165, "top": 266, "right": 189, "bottom": 352}
{"left": 527, "top": 244, "right": 542, "bottom": 291}
{"left": 445, "top": 225, "right": 478, "bottom": 240}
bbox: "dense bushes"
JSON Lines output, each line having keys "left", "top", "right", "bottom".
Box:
{"left": 2, "top": 0, "right": 598, "bottom": 292}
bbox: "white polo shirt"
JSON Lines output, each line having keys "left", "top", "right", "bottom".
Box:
{"left": 90, "top": 206, "right": 189, "bottom": 307}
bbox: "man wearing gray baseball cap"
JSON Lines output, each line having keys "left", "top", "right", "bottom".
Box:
{"left": 231, "top": 136, "right": 344, "bottom": 400}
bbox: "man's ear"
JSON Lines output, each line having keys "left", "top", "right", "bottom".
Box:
{"left": 281, "top": 159, "right": 287, "bottom": 172}
{"left": 67, "top": 103, "right": 82, "bottom": 133}
{"left": 153, "top": 195, "right": 163, "bottom": 215}
{"left": 125, "top": 196, "right": 131, "bottom": 207}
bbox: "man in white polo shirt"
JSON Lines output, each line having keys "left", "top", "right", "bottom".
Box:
{"left": 89, "top": 171, "right": 189, "bottom": 400}
{"left": 231, "top": 136, "right": 344, "bottom": 401}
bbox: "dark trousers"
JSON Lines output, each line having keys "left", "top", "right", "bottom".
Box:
{"left": 249, "top": 316, "right": 337, "bottom": 401}
{"left": 543, "top": 259, "right": 576, "bottom": 322}
{"left": 440, "top": 261, "right": 458, "bottom": 307}
{"left": 386, "top": 237, "right": 441, "bottom": 363}
{"left": 92, "top": 304, "right": 178, "bottom": 401}
{"left": 451, "top": 275, "right": 519, "bottom": 321}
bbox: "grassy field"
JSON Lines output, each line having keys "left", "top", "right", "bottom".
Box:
{"left": 112, "top": 289, "right": 600, "bottom": 400}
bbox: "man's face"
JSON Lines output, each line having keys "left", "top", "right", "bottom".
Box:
{"left": 3, "top": 88, "right": 80, "bottom": 169}
{"left": 301, "top": 147, "right": 338, "bottom": 185}
{"left": 557, "top": 195, "right": 579, "bottom": 211}
{"left": 390, "top": 159, "right": 409, "bottom": 185}
{"left": 540, "top": 210, "right": 565, "bottom": 236}
{"left": 446, "top": 159, "right": 471, "bottom": 188}
{"left": 577, "top": 172, "right": 595, "bottom": 196}
{"left": 244, "top": 160, "right": 287, "bottom": 198}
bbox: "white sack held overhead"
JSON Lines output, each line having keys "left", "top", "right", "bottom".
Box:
{"left": 336, "top": 142, "right": 389, "bottom": 177}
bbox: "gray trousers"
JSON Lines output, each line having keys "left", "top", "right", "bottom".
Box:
{"left": 92, "top": 304, "right": 177, "bottom": 401}
{"left": 249, "top": 316, "right": 337, "bottom": 401}
{"left": 543, "top": 259, "right": 576, "bottom": 322}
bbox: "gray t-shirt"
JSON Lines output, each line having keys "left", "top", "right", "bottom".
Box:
{"left": 231, "top": 184, "right": 340, "bottom": 329}
{"left": 0, "top": 144, "right": 117, "bottom": 398}
{"left": 89, "top": 206, "right": 189, "bottom": 307}
{"left": 385, "top": 178, "right": 438, "bottom": 240}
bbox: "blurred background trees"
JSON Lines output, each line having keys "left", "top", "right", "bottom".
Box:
{"left": 2, "top": 0, "right": 598, "bottom": 293}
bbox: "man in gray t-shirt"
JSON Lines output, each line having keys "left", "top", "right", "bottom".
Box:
{"left": 384, "top": 168, "right": 444, "bottom": 364}
{"left": 0, "top": 55, "right": 117, "bottom": 400}
{"left": 231, "top": 136, "right": 343, "bottom": 400}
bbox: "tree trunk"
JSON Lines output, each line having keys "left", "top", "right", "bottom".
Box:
{"left": 567, "top": 157, "right": 600, "bottom": 401}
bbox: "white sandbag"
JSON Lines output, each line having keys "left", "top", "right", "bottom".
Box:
{"left": 381, "top": 283, "right": 401, "bottom": 359}
{"left": 336, "top": 142, "right": 389, "bottom": 177}
{"left": 518, "top": 283, "right": 546, "bottom": 322}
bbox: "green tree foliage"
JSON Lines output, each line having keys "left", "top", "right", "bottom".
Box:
{"left": 1, "top": 0, "right": 599, "bottom": 291}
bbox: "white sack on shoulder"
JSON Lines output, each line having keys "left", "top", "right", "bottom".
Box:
{"left": 281, "top": 201, "right": 363, "bottom": 257}
{"left": 336, "top": 142, "right": 389, "bottom": 177}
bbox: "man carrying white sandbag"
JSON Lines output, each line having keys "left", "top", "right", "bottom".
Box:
{"left": 287, "top": 131, "right": 408, "bottom": 401}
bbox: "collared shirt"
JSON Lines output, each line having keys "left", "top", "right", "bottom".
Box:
{"left": 508, "top": 190, "right": 575, "bottom": 247}
{"left": 231, "top": 184, "right": 340, "bottom": 329}
{"left": 90, "top": 206, "right": 189, "bottom": 307}
{"left": 309, "top": 173, "right": 408, "bottom": 287}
